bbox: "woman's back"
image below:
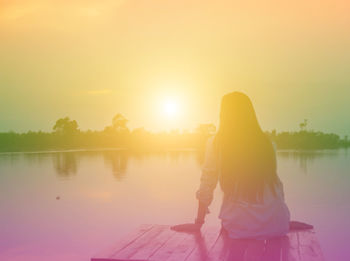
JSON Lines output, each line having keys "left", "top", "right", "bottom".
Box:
{"left": 197, "top": 136, "right": 290, "bottom": 239}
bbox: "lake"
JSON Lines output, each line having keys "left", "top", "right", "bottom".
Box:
{"left": 0, "top": 149, "right": 349, "bottom": 261}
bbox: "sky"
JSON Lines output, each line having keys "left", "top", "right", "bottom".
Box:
{"left": 0, "top": 0, "right": 349, "bottom": 135}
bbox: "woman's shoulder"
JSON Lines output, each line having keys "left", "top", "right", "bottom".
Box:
{"left": 259, "top": 134, "right": 277, "bottom": 155}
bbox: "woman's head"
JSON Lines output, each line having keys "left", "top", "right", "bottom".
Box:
{"left": 219, "top": 92, "right": 262, "bottom": 137}
{"left": 215, "top": 92, "right": 277, "bottom": 202}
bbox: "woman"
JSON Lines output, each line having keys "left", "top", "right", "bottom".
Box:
{"left": 172, "top": 92, "right": 293, "bottom": 239}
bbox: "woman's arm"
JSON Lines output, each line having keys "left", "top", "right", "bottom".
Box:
{"left": 195, "top": 202, "right": 209, "bottom": 225}
{"left": 170, "top": 202, "right": 208, "bottom": 232}
{"left": 195, "top": 136, "right": 219, "bottom": 220}
{"left": 171, "top": 137, "right": 218, "bottom": 232}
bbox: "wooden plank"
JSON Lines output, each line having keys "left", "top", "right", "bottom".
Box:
{"left": 206, "top": 228, "right": 232, "bottom": 261}
{"left": 262, "top": 237, "right": 283, "bottom": 261}
{"left": 184, "top": 225, "right": 222, "bottom": 261}
{"left": 244, "top": 239, "right": 266, "bottom": 261}
{"left": 282, "top": 231, "right": 301, "bottom": 261}
{"left": 148, "top": 228, "right": 192, "bottom": 261}
{"left": 280, "top": 237, "right": 291, "bottom": 261}
{"left": 163, "top": 232, "right": 198, "bottom": 261}
{"left": 110, "top": 225, "right": 169, "bottom": 260}
{"left": 91, "top": 224, "right": 154, "bottom": 261}
{"left": 297, "top": 230, "right": 325, "bottom": 261}
{"left": 129, "top": 226, "right": 176, "bottom": 260}
{"left": 92, "top": 225, "right": 325, "bottom": 261}
{"left": 226, "top": 238, "right": 252, "bottom": 261}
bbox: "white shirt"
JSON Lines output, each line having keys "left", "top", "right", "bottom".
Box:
{"left": 196, "top": 136, "right": 290, "bottom": 239}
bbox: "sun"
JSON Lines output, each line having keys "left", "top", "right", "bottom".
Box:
{"left": 162, "top": 99, "right": 180, "bottom": 118}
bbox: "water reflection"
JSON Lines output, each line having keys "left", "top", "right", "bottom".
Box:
{"left": 52, "top": 152, "right": 78, "bottom": 178}
{"left": 103, "top": 151, "right": 128, "bottom": 180}
{"left": 277, "top": 149, "right": 345, "bottom": 173}
{"left": 102, "top": 150, "right": 202, "bottom": 181}
{"left": 1, "top": 149, "right": 346, "bottom": 178}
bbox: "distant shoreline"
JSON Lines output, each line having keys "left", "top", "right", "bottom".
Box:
{"left": 1, "top": 119, "right": 349, "bottom": 152}
{"left": 0, "top": 147, "right": 347, "bottom": 155}
{"left": 0, "top": 147, "right": 199, "bottom": 155}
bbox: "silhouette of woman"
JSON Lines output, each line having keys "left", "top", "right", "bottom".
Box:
{"left": 172, "top": 92, "right": 311, "bottom": 238}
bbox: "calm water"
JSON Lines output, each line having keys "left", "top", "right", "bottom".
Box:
{"left": 0, "top": 149, "right": 349, "bottom": 261}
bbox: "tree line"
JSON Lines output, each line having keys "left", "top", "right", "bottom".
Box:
{"left": 0, "top": 115, "right": 349, "bottom": 152}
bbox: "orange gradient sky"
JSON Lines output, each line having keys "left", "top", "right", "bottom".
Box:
{"left": 0, "top": 0, "right": 349, "bottom": 135}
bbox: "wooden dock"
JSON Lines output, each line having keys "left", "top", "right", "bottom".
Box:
{"left": 91, "top": 224, "right": 325, "bottom": 261}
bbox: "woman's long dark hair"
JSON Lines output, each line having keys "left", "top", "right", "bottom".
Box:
{"left": 214, "top": 92, "right": 278, "bottom": 203}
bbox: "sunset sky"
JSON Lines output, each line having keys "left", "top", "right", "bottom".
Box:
{"left": 0, "top": 0, "right": 349, "bottom": 135}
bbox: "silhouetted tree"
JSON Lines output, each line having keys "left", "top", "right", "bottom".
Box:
{"left": 53, "top": 117, "right": 79, "bottom": 134}
{"left": 271, "top": 129, "right": 277, "bottom": 138}
{"left": 112, "top": 113, "right": 128, "bottom": 132}
{"left": 299, "top": 119, "right": 308, "bottom": 131}
{"left": 104, "top": 113, "right": 129, "bottom": 134}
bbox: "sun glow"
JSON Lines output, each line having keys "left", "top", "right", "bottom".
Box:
{"left": 162, "top": 99, "right": 180, "bottom": 118}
